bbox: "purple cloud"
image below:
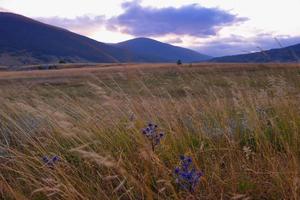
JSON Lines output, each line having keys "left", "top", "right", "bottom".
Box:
{"left": 195, "top": 34, "right": 300, "bottom": 56}
{"left": 164, "top": 38, "right": 183, "bottom": 44}
{"left": 108, "top": 2, "right": 247, "bottom": 37}
{"left": 36, "top": 15, "right": 105, "bottom": 34}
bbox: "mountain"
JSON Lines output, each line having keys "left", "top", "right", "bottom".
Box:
{"left": 0, "top": 12, "right": 141, "bottom": 66}
{"left": 211, "top": 44, "right": 300, "bottom": 63}
{"left": 115, "top": 38, "right": 211, "bottom": 62}
{"left": 0, "top": 12, "right": 211, "bottom": 66}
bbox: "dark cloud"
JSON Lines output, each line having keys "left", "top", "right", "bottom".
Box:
{"left": 195, "top": 35, "right": 300, "bottom": 57}
{"left": 36, "top": 15, "right": 105, "bottom": 34}
{"left": 108, "top": 2, "right": 247, "bottom": 37}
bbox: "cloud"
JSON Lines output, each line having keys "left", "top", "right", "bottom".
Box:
{"left": 194, "top": 34, "right": 300, "bottom": 57}
{"left": 107, "top": 1, "right": 247, "bottom": 37}
{"left": 0, "top": 7, "right": 10, "bottom": 12}
{"left": 36, "top": 15, "right": 105, "bottom": 35}
{"left": 164, "top": 37, "right": 183, "bottom": 44}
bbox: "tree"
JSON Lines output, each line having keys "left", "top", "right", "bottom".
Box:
{"left": 59, "top": 60, "right": 66, "bottom": 64}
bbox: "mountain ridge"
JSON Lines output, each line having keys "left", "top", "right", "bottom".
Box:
{"left": 115, "top": 37, "right": 211, "bottom": 62}
{"left": 210, "top": 43, "right": 300, "bottom": 63}
{"left": 0, "top": 12, "right": 210, "bottom": 66}
{"left": 0, "top": 12, "right": 145, "bottom": 65}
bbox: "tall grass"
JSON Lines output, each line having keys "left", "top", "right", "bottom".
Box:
{"left": 1, "top": 64, "right": 300, "bottom": 199}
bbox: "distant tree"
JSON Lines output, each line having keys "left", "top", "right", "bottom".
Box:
{"left": 49, "top": 65, "right": 58, "bottom": 70}
{"left": 59, "top": 60, "right": 66, "bottom": 64}
{"left": 177, "top": 59, "right": 182, "bottom": 65}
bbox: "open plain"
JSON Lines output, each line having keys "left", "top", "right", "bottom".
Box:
{"left": 1, "top": 63, "right": 300, "bottom": 199}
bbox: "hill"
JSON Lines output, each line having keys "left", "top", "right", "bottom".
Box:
{"left": 211, "top": 43, "right": 300, "bottom": 63}
{"left": 0, "top": 12, "right": 211, "bottom": 66}
{"left": 115, "top": 38, "right": 211, "bottom": 62}
{"left": 0, "top": 12, "right": 141, "bottom": 66}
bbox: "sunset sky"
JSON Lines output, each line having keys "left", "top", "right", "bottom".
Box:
{"left": 1, "top": 0, "right": 300, "bottom": 56}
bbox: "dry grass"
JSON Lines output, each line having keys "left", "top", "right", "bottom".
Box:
{"left": 1, "top": 63, "right": 300, "bottom": 199}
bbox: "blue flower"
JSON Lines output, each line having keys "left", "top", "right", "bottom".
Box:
{"left": 52, "top": 156, "right": 60, "bottom": 162}
{"left": 174, "top": 155, "right": 203, "bottom": 192}
{"left": 141, "top": 123, "right": 164, "bottom": 151}
{"left": 42, "top": 156, "right": 49, "bottom": 163}
{"left": 42, "top": 155, "right": 60, "bottom": 167}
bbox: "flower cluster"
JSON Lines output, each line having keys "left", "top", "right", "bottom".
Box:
{"left": 42, "top": 155, "right": 60, "bottom": 168}
{"left": 141, "top": 123, "right": 202, "bottom": 193}
{"left": 174, "top": 155, "right": 203, "bottom": 192}
{"left": 142, "top": 123, "right": 164, "bottom": 151}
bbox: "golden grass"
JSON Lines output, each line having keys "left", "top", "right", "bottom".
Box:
{"left": 1, "top": 63, "right": 300, "bottom": 199}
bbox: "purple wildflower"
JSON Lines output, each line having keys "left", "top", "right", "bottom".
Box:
{"left": 42, "top": 155, "right": 60, "bottom": 168}
{"left": 142, "top": 123, "right": 164, "bottom": 151}
{"left": 174, "top": 155, "right": 203, "bottom": 192}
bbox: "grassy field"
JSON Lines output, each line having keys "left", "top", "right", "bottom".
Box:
{"left": 1, "top": 63, "right": 300, "bottom": 199}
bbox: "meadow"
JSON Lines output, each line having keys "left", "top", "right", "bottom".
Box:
{"left": 1, "top": 63, "right": 300, "bottom": 199}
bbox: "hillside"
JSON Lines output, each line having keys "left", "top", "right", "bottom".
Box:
{"left": 115, "top": 38, "right": 211, "bottom": 62}
{"left": 0, "top": 12, "right": 141, "bottom": 66}
{"left": 0, "top": 12, "right": 211, "bottom": 66}
{"left": 211, "top": 43, "right": 300, "bottom": 63}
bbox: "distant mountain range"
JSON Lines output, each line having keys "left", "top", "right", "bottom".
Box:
{"left": 0, "top": 12, "right": 210, "bottom": 66}
{"left": 0, "top": 12, "right": 140, "bottom": 65}
{"left": 1, "top": 12, "right": 300, "bottom": 66}
{"left": 210, "top": 44, "right": 300, "bottom": 63}
{"left": 115, "top": 38, "right": 211, "bottom": 62}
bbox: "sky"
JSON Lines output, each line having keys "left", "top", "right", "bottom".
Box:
{"left": 1, "top": 0, "right": 300, "bottom": 56}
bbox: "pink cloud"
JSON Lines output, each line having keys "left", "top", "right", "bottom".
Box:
{"left": 0, "top": 7, "right": 10, "bottom": 12}
{"left": 36, "top": 15, "right": 105, "bottom": 35}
